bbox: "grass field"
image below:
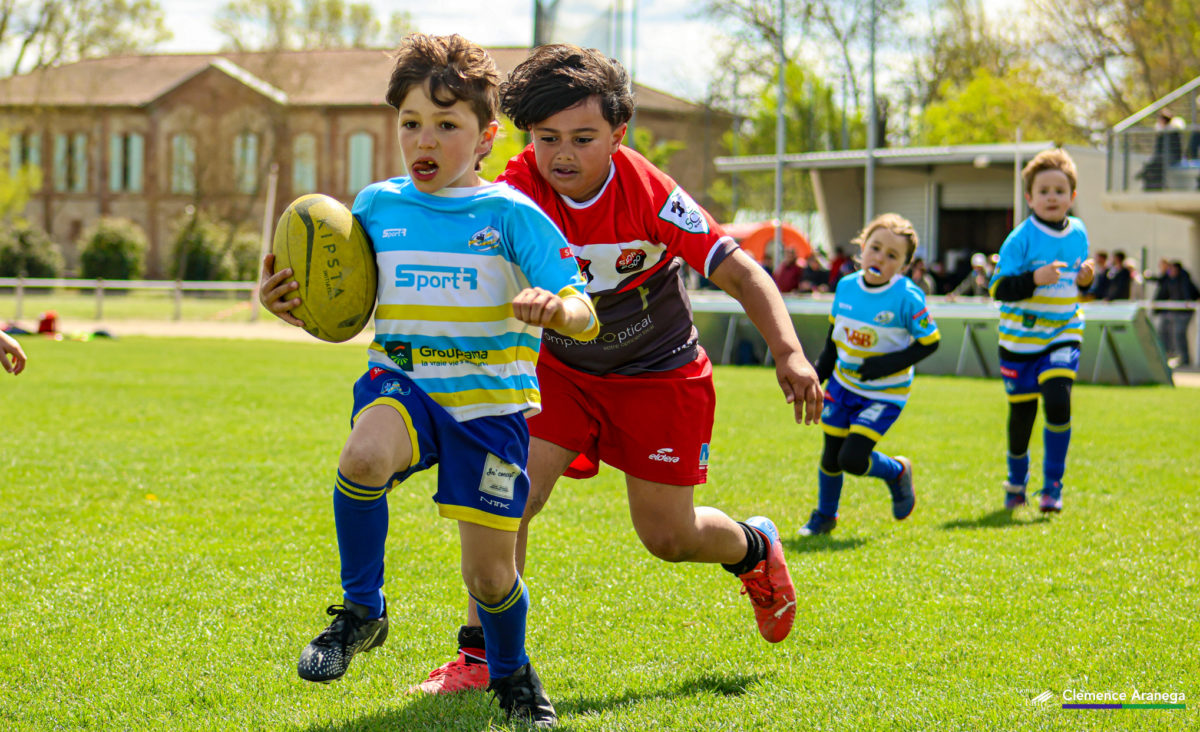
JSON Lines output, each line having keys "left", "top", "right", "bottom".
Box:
{"left": 0, "top": 335, "right": 1196, "bottom": 731}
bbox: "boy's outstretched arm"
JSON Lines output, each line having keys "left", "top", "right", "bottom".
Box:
{"left": 709, "top": 248, "right": 823, "bottom": 425}
{"left": 258, "top": 253, "right": 306, "bottom": 327}
{"left": 513, "top": 287, "right": 598, "bottom": 341}
{"left": 1, "top": 331, "right": 27, "bottom": 375}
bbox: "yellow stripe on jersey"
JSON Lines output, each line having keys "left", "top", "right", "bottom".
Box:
{"left": 558, "top": 285, "right": 600, "bottom": 342}
{"left": 375, "top": 303, "right": 515, "bottom": 323}
{"left": 1025, "top": 294, "right": 1081, "bottom": 305}
{"left": 834, "top": 365, "right": 912, "bottom": 395}
{"left": 438, "top": 503, "right": 522, "bottom": 531}
{"left": 426, "top": 387, "right": 541, "bottom": 409}
{"left": 1001, "top": 329, "right": 1084, "bottom": 345}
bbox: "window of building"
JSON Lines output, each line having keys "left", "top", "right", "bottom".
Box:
{"left": 171, "top": 133, "right": 196, "bottom": 195}
{"left": 233, "top": 132, "right": 259, "bottom": 194}
{"left": 109, "top": 132, "right": 144, "bottom": 193}
{"left": 52, "top": 133, "right": 88, "bottom": 192}
{"left": 347, "top": 132, "right": 373, "bottom": 194}
{"left": 292, "top": 134, "right": 317, "bottom": 193}
{"left": 8, "top": 132, "right": 41, "bottom": 179}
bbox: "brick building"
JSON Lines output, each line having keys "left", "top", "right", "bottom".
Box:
{"left": 0, "top": 48, "right": 729, "bottom": 277}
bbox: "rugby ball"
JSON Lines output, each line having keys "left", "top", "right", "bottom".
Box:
{"left": 272, "top": 193, "right": 377, "bottom": 343}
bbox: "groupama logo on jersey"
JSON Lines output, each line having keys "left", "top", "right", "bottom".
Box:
{"left": 845, "top": 326, "right": 878, "bottom": 349}
{"left": 395, "top": 265, "right": 478, "bottom": 291}
{"left": 657, "top": 187, "right": 708, "bottom": 234}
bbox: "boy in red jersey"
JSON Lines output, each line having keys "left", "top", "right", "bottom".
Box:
{"left": 408, "top": 45, "right": 824, "bottom": 695}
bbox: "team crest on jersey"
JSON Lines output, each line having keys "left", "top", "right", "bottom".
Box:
{"left": 576, "top": 257, "right": 595, "bottom": 283}
{"left": 873, "top": 311, "right": 895, "bottom": 325}
{"left": 381, "top": 380, "right": 410, "bottom": 397}
{"left": 386, "top": 340, "right": 414, "bottom": 372}
{"left": 845, "top": 326, "right": 878, "bottom": 349}
{"left": 615, "top": 248, "right": 647, "bottom": 274}
{"left": 467, "top": 226, "right": 502, "bottom": 252}
{"left": 657, "top": 187, "right": 709, "bottom": 234}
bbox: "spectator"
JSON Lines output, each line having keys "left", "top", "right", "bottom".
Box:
{"left": 949, "top": 252, "right": 992, "bottom": 298}
{"left": 1139, "top": 109, "right": 1184, "bottom": 190}
{"left": 772, "top": 247, "right": 803, "bottom": 293}
{"left": 1104, "top": 250, "right": 1132, "bottom": 300}
{"left": 1126, "top": 257, "right": 1145, "bottom": 299}
{"left": 909, "top": 257, "right": 936, "bottom": 295}
{"left": 1085, "top": 251, "right": 1109, "bottom": 301}
{"left": 1154, "top": 259, "right": 1200, "bottom": 366}
{"left": 761, "top": 251, "right": 775, "bottom": 278}
{"left": 798, "top": 253, "right": 831, "bottom": 293}
{"left": 827, "top": 246, "right": 851, "bottom": 289}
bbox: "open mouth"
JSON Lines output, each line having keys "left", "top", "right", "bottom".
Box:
{"left": 868, "top": 266, "right": 882, "bottom": 276}
{"left": 412, "top": 159, "right": 439, "bottom": 180}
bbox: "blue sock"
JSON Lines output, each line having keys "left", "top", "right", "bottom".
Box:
{"left": 472, "top": 576, "right": 530, "bottom": 679}
{"left": 333, "top": 470, "right": 389, "bottom": 618}
{"left": 1043, "top": 421, "right": 1071, "bottom": 487}
{"left": 1007, "top": 452, "right": 1030, "bottom": 487}
{"left": 817, "top": 468, "right": 844, "bottom": 518}
{"left": 866, "top": 452, "right": 902, "bottom": 483}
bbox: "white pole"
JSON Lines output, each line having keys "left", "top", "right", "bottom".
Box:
{"left": 865, "top": 0, "right": 877, "bottom": 224}
{"left": 773, "top": 0, "right": 786, "bottom": 268}
{"left": 1013, "top": 127, "right": 1023, "bottom": 221}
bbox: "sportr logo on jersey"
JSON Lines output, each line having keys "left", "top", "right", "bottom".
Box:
{"left": 657, "top": 187, "right": 709, "bottom": 234}
{"left": 467, "top": 226, "right": 502, "bottom": 253}
{"left": 648, "top": 447, "right": 681, "bottom": 463}
{"left": 845, "top": 326, "right": 878, "bottom": 349}
{"left": 395, "top": 264, "right": 479, "bottom": 291}
{"left": 615, "top": 248, "right": 647, "bottom": 274}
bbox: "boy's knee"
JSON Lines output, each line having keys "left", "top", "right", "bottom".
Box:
{"left": 839, "top": 451, "right": 870, "bottom": 476}
{"left": 463, "top": 566, "right": 515, "bottom": 606}
{"left": 339, "top": 441, "right": 389, "bottom": 486}
{"left": 522, "top": 481, "right": 552, "bottom": 520}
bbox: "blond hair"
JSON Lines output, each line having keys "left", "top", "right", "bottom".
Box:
{"left": 852, "top": 213, "right": 919, "bottom": 264}
{"left": 1022, "top": 148, "right": 1077, "bottom": 195}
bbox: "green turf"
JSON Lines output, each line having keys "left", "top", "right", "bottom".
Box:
{"left": 0, "top": 336, "right": 1195, "bottom": 731}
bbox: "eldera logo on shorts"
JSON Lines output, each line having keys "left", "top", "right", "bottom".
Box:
{"left": 648, "top": 447, "right": 681, "bottom": 463}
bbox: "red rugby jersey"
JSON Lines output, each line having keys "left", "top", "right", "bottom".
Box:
{"left": 499, "top": 145, "right": 738, "bottom": 375}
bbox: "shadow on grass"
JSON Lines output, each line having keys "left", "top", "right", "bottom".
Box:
{"left": 940, "top": 509, "right": 1051, "bottom": 531}
{"left": 782, "top": 536, "right": 868, "bottom": 554}
{"left": 295, "top": 672, "right": 765, "bottom": 731}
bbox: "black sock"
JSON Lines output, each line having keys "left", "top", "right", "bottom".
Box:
{"left": 457, "top": 625, "right": 486, "bottom": 664}
{"left": 721, "top": 522, "right": 767, "bottom": 576}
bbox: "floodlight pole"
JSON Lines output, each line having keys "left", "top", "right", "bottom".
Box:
{"left": 865, "top": 0, "right": 877, "bottom": 225}
{"left": 773, "top": 0, "right": 786, "bottom": 269}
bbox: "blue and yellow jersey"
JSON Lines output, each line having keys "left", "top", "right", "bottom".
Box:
{"left": 353, "top": 178, "right": 597, "bottom": 422}
{"left": 829, "top": 271, "right": 940, "bottom": 406}
{"left": 989, "top": 216, "right": 1089, "bottom": 355}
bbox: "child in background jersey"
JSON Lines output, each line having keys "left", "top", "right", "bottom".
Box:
{"left": 799, "top": 214, "right": 940, "bottom": 536}
{"left": 989, "top": 148, "right": 1094, "bottom": 513}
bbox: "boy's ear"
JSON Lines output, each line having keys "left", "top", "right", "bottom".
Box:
{"left": 610, "top": 122, "right": 627, "bottom": 153}
{"left": 476, "top": 120, "right": 500, "bottom": 158}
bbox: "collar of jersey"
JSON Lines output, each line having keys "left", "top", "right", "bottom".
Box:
{"left": 1027, "top": 215, "right": 1075, "bottom": 238}
{"left": 557, "top": 161, "right": 616, "bottom": 210}
{"left": 402, "top": 178, "right": 500, "bottom": 198}
{"left": 854, "top": 271, "right": 902, "bottom": 294}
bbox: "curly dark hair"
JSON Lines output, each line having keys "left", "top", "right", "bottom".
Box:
{"left": 385, "top": 33, "right": 499, "bottom": 131}
{"left": 1021, "top": 148, "right": 1077, "bottom": 195}
{"left": 499, "top": 44, "right": 634, "bottom": 130}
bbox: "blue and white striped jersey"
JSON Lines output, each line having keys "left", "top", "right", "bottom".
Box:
{"left": 353, "top": 177, "right": 596, "bottom": 422}
{"left": 829, "top": 271, "right": 940, "bottom": 406}
{"left": 989, "top": 216, "right": 1089, "bottom": 355}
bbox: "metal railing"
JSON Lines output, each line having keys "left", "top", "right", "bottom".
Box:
{"left": 0, "top": 277, "right": 258, "bottom": 322}
{"left": 1107, "top": 125, "right": 1200, "bottom": 193}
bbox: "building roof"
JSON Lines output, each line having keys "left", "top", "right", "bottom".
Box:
{"left": 0, "top": 47, "right": 706, "bottom": 114}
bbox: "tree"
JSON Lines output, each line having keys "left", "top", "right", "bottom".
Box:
{"left": 907, "top": 0, "right": 1020, "bottom": 110}
{"left": 1029, "top": 0, "right": 1200, "bottom": 120}
{"left": 0, "top": 0, "right": 170, "bottom": 75}
{"left": 916, "top": 65, "right": 1087, "bottom": 145}
{"left": 214, "top": 0, "right": 415, "bottom": 51}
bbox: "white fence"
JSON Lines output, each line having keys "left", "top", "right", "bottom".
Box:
{"left": 0, "top": 277, "right": 258, "bottom": 322}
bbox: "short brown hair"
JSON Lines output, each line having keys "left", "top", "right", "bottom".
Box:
{"left": 500, "top": 44, "right": 635, "bottom": 131}
{"left": 853, "top": 213, "right": 919, "bottom": 263}
{"left": 385, "top": 33, "right": 499, "bottom": 131}
{"left": 1022, "top": 148, "right": 1077, "bottom": 195}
